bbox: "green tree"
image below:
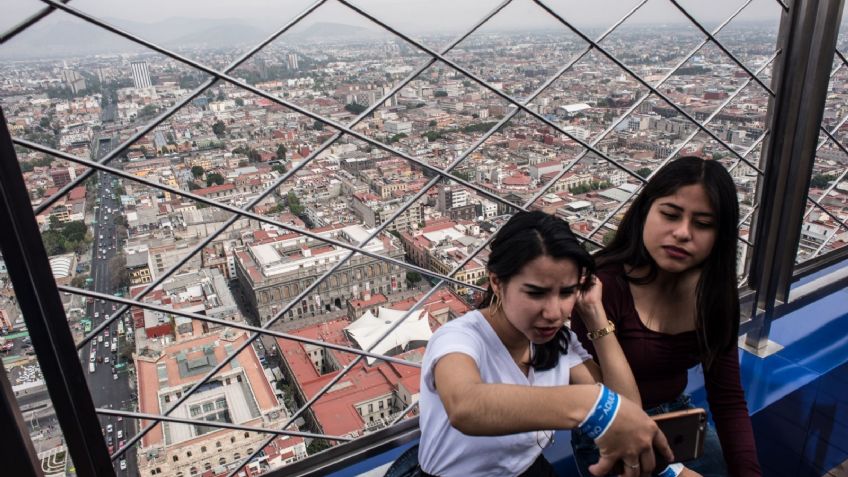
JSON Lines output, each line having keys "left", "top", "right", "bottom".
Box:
{"left": 461, "top": 122, "right": 498, "bottom": 134}
{"left": 212, "top": 120, "right": 226, "bottom": 138}
{"left": 41, "top": 230, "right": 66, "bottom": 255}
{"left": 811, "top": 173, "right": 836, "bottom": 188}
{"left": 453, "top": 170, "right": 471, "bottom": 181}
{"left": 307, "top": 439, "right": 332, "bottom": 455}
{"left": 108, "top": 255, "right": 130, "bottom": 289}
{"left": 287, "top": 191, "right": 304, "bottom": 216}
{"left": 70, "top": 274, "right": 88, "bottom": 288}
{"left": 62, "top": 221, "right": 88, "bottom": 243}
{"left": 388, "top": 133, "right": 407, "bottom": 143}
{"left": 569, "top": 184, "right": 591, "bottom": 194}
{"left": 19, "top": 155, "right": 54, "bottom": 173}
{"left": 191, "top": 165, "right": 205, "bottom": 178}
{"left": 435, "top": 90, "right": 448, "bottom": 97}
{"left": 422, "top": 131, "right": 443, "bottom": 141}
{"left": 636, "top": 167, "right": 652, "bottom": 178}
{"left": 345, "top": 102, "right": 367, "bottom": 114}
{"left": 137, "top": 104, "right": 158, "bottom": 119}
{"left": 49, "top": 214, "right": 63, "bottom": 230}
{"left": 272, "top": 164, "right": 287, "bottom": 174}
{"left": 312, "top": 120, "right": 324, "bottom": 131}
{"left": 276, "top": 144, "right": 287, "bottom": 160}
{"left": 206, "top": 172, "right": 225, "bottom": 186}
{"left": 406, "top": 271, "right": 422, "bottom": 284}
{"left": 118, "top": 341, "right": 134, "bottom": 363}
{"left": 180, "top": 75, "right": 198, "bottom": 89}
{"left": 235, "top": 98, "right": 245, "bottom": 107}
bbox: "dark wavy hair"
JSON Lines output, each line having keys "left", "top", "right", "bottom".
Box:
{"left": 596, "top": 156, "right": 740, "bottom": 370}
{"left": 479, "top": 210, "right": 594, "bottom": 371}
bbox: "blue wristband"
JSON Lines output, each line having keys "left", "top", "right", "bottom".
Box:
{"left": 657, "top": 463, "right": 684, "bottom": 477}
{"left": 578, "top": 384, "right": 621, "bottom": 440}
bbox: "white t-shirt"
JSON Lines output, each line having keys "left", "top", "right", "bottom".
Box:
{"left": 418, "top": 310, "right": 592, "bottom": 476}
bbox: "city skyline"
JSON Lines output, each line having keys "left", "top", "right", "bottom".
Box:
{"left": 2, "top": 1, "right": 847, "bottom": 475}
{"left": 1, "top": 0, "right": 792, "bottom": 59}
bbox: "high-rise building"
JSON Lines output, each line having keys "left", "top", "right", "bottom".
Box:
{"left": 61, "top": 69, "right": 86, "bottom": 94}
{"left": 131, "top": 60, "right": 152, "bottom": 89}
{"left": 286, "top": 53, "right": 299, "bottom": 71}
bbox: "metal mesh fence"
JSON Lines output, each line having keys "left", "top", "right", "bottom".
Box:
{"left": 0, "top": 0, "right": 818, "bottom": 475}
{"left": 798, "top": 9, "right": 848, "bottom": 263}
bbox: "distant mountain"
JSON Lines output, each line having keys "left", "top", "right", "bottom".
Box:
{"left": 0, "top": 16, "right": 390, "bottom": 59}
{"left": 109, "top": 17, "right": 267, "bottom": 46}
{"left": 0, "top": 16, "right": 272, "bottom": 59}
{"left": 167, "top": 24, "right": 268, "bottom": 49}
{"left": 289, "top": 21, "right": 387, "bottom": 42}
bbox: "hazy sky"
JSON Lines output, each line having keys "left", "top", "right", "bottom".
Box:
{"left": 3, "top": 0, "right": 790, "bottom": 35}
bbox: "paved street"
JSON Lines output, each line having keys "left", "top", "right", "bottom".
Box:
{"left": 81, "top": 135, "right": 138, "bottom": 477}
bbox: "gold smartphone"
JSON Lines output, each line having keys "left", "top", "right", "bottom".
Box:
{"left": 609, "top": 408, "right": 707, "bottom": 474}
{"left": 652, "top": 408, "right": 707, "bottom": 467}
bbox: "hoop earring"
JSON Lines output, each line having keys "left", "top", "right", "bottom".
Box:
{"left": 490, "top": 293, "right": 503, "bottom": 316}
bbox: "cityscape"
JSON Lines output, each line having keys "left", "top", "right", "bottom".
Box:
{"left": 1, "top": 3, "right": 847, "bottom": 476}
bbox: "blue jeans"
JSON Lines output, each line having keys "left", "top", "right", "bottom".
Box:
{"left": 571, "top": 395, "right": 728, "bottom": 476}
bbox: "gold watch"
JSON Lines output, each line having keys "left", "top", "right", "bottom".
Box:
{"left": 586, "top": 320, "right": 616, "bottom": 341}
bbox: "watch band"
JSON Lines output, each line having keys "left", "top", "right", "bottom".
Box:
{"left": 586, "top": 320, "right": 616, "bottom": 341}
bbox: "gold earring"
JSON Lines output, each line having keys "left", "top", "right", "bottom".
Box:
{"left": 491, "top": 293, "right": 503, "bottom": 315}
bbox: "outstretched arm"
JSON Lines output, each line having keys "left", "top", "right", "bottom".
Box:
{"left": 433, "top": 352, "right": 673, "bottom": 477}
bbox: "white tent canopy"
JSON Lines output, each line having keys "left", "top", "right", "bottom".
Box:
{"left": 345, "top": 307, "right": 432, "bottom": 364}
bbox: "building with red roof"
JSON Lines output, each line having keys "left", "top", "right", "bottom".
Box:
{"left": 135, "top": 328, "right": 288, "bottom": 477}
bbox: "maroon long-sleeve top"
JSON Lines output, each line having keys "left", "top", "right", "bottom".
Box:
{"left": 571, "top": 263, "right": 761, "bottom": 476}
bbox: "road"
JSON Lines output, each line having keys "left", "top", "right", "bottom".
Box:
{"left": 82, "top": 135, "right": 138, "bottom": 476}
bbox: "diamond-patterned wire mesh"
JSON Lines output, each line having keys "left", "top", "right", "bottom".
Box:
{"left": 797, "top": 7, "right": 848, "bottom": 263}
{"left": 0, "top": 0, "right": 797, "bottom": 475}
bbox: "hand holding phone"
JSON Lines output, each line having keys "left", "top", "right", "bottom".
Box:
{"left": 609, "top": 408, "right": 706, "bottom": 475}
{"left": 652, "top": 408, "right": 707, "bottom": 468}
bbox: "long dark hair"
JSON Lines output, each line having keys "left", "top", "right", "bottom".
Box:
{"left": 479, "top": 210, "right": 594, "bottom": 371}
{"left": 597, "top": 156, "right": 740, "bottom": 370}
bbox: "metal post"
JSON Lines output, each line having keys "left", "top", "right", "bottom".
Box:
{"left": 744, "top": 0, "right": 845, "bottom": 355}
{"left": 0, "top": 107, "right": 116, "bottom": 475}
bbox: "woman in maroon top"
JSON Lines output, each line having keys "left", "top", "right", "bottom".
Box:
{"left": 570, "top": 156, "right": 761, "bottom": 477}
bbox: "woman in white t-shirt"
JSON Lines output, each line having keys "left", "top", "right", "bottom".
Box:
{"left": 417, "top": 211, "right": 673, "bottom": 477}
